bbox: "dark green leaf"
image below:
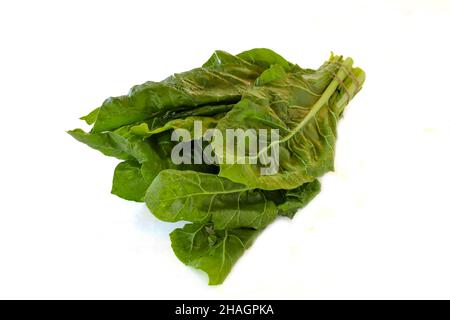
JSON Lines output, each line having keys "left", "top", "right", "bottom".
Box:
{"left": 91, "top": 51, "right": 272, "bottom": 133}
{"left": 276, "top": 179, "right": 321, "bottom": 218}
{"left": 67, "top": 129, "right": 133, "bottom": 160}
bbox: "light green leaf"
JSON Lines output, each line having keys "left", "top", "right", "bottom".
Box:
{"left": 255, "top": 64, "right": 287, "bottom": 86}
{"left": 131, "top": 116, "right": 220, "bottom": 139}
{"left": 80, "top": 107, "right": 100, "bottom": 125}
{"left": 112, "top": 161, "right": 149, "bottom": 202}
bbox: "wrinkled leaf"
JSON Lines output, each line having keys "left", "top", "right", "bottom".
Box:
{"left": 68, "top": 48, "right": 365, "bottom": 285}
{"left": 90, "top": 51, "right": 276, "bottom": 133}
{"left": 214, "top": 55, "right": 365, "bottom": 190}
{"left": 276, "top": 179, "right": 321, "bottom": 218}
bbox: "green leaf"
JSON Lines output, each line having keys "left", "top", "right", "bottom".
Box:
{"left": 202, "top": 50, "right": 256, "bottom": 68}
{"left": 80, "top": 107, "right": 100, "bottom": 125}
{"left": 91, "top": 51, "right": 272, "bottom": 133}
{"left": 131, "top": 116, "right": 220, "bottom": 139}
{"left": 67, "top": 129, "right": 133, "bottom": 160}
{"left": 68, "top": 48, "right": 365, "bottom": 285}
{"left": 237, "top": 48, "right": 294, "bottom": 70}
{"left": 139, "top": 132, "right": 219, "bottom": 185}
{"left": 112, "top": 161, "right": 149, "bottom": 202}
{"left": 146, "top": 170, "right": 277, "bottom": 230}
{"left": 170, "top": 103, "right": 234, "bottom": 118}
{"left": 68, "top": 125, "right": 175, "bottom": 165}
{"left": 276, "top": 180, "right": 321, "bottom": 218}
{"left": 214, "top": 55, "right": 366, "bottom": 190}
{"left": 170, "top": 223, "right": 260, "bottom": 285}
{"left": 255, "top": 64, "right": 287, "bottom": 86}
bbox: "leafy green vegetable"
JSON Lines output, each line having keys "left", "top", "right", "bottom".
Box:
{"left": 170, "top": 223, "right": 260, "bottom": 285}
{"left": 90, "top": 51, "right": 278, "bottom": 133}
{"left": 131, "top": 115, "right": 220, "bottom": 139}
{"left": 67, "top": 126, "right": 156, "bottom": 163}
{"left": 68, "top": 48, "right": 365, "bottom": 285}
{"left": 80, "top": 107, "right": 100, "bottom": 125}
{"left": 276, "top": 179, "right": 321, "bottom": 218}
{"left": 112, "top": 160, "right": 149, "bottom": 202}
{"left": 146, "top": 170, "right": 277, "bottom": 230}
{"left": 67, "top": 129, "right": 133, "bottom": 161}
{"left": 214, "top": 55, "right": 365, "bottom": 190}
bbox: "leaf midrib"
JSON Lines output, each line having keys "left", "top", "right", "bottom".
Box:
{"left": 157, "top": 187, "right": 253, "bottom": 202}
{"left": 228, "top": 58, "right": 353, "bottom": 161}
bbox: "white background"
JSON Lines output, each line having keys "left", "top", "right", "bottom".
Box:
{"left": 0, "top": 0, "right": 449, "bottom": 299}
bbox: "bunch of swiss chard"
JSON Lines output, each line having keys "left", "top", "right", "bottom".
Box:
{"left": 68, "top": 49, "right": 365, "bottom": 285}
